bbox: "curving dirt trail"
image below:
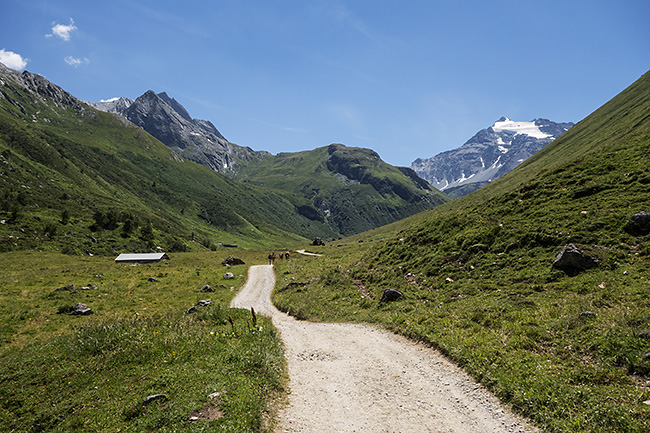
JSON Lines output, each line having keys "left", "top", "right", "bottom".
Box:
{"left": 231, "top": 265, "right": 538, "bottom": 433}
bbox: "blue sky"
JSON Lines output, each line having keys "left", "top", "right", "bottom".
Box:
{"left": 2, "top": 0, "right": 649, "bottom": 166}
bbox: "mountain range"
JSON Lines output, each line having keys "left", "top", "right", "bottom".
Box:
{"left": 411, "top": 117, "right": 573, "bottom": 198}
{"left": 87, "top": 87, "right": 448, "bottom": 237}
{"left": 0, "top": 61, "right": 447, "bottom": 253}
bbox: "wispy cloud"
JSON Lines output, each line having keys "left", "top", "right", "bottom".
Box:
{"left": 65, "top": 56, "right": 89, "bottom": 67}
{"left": 0, "top": 49, "right": 29, "bottom": 70}
{"left": 47, "top": 18, "right": 77, "bottom": 41}
{"left": 326, "top": 102, "right": 366, "bottom": 131}
{"left": 325, "top": 3, "right": 375, "bottom": 40}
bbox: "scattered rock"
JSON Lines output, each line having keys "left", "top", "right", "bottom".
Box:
{"left": 208, "top": 391, "right": 226, "bottom": 399}
{"left": 56, "top": 283, "right": 77, "bottom": 291}
{"left": 80, "top": 285, "right": 98, "bottom": 290}
{"left": 143, "top": 394, "right": 167, "bottom": 406}
{"left": 221, "top": 256, "right": 245, "bottom": 266}
{"left": 148, "top": 277, "right": 159, "bottom": 282}
{"left": 64, "top": 303, "right": 93, "bottom": 315}
{"left": 200, "top": 284, "right": 215, "bottom": 292}
{"left": 579, "top": 311, "right": 597, "bottom": 318}
{"left": 187, "top": 299, "right": 212, "bottom": 313}
{"left": 623, "top": 211, "right": 650, "bottom": 235}
{"left": 223, "top": 272, "right": 234, "bottom": 279}
{"left": 380, "top": 288, "right": 403, "bottom": 303}
{"left": 638, "top": 330, "right": 650, "bottom": 340}
{"left": 552, "top": 244, "right": 600, "bottom": 275}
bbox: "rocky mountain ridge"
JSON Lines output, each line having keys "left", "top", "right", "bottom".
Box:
{"left": 0, "top": 62, "right": 88, "bottom": 116}
{"left": 88, "top": 90, "right": 267, "bottom": 173}
{"left": 411, "top": 117, "right": 573, "bottom": 198}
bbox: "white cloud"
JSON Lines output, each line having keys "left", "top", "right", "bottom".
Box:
{"left": 0, "top": 49, "right": 29, "bottom": 70}
{"left": 47, "top": 18, "right": 77, "bottom": 41}
{"left": 64, "top": 56, "right": 89, "bottom": 67}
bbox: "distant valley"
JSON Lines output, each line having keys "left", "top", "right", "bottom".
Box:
{"left": 87, "top": 89, "right": 449, "bottom": 237}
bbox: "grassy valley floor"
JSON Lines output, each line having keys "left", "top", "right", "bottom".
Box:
{"left": 0, "top": 250, "right": 286, "bottom": 433}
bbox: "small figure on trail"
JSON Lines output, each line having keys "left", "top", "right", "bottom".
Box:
{"left": 285, "top": 251, "right": 290, "bottom": 260}
{"left": 271, "top": 252, "right": 277, "bottom": 265}
{"left": 267, "top": 253, "right": 273, "bottom": 265}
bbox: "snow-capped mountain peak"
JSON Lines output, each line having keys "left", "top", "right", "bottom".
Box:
{"left": 491, "top": 117, "right": 551, "bottom": 139}
{"left": 411, "top": 117, "right": 574, "bottom": 198}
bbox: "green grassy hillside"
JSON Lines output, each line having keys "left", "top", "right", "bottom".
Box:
{"left": 235, "top": 143, "right": 449, "bottom": 236}
{"left": 0, "top": 67, "right": 341, "bottom": 254}
{"left": 272, "top": 70, "right": 650, "bottom": 432}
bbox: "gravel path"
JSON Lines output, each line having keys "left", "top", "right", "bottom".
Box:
{"left": 231, "top": 265, "right": 539, "bottom": 433}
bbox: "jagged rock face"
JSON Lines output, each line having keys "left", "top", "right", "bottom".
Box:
{"left": 412, "top": 117, "right": 574, "bottom": 197}
{"left": 90, "top": 90, "right": 268, "bottom": 174}
{"left": 0, "top": 62, "right": 87, "bottom": 115}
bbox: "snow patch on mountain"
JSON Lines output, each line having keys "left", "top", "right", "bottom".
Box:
{"left": 492, "top": 117, "right": 551, "bottom": 139}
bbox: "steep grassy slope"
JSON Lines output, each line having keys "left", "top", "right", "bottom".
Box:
{"left": 235, "top": 143, "right": 449, "bottom": 236}
{"left": 0, "top": 66, "right": 339, "bottom": 253}
{"left": 272, "top": 70, "right": 650, "bottom": 432}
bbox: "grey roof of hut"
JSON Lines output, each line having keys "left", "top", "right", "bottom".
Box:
{"left": 115, "top": 253, "right": 169, "bottom": 263}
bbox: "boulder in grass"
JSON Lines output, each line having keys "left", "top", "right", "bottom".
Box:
{"left": 221, "top": 256, "right": 245, "bottom": 266}
{"left": 624, "top": 211, "right": 650, "bottom": 236}
{"left": 71, "top": 303, "right": 93, "bottom": 315}
{"left": 58, "top": 303, "right": 93, "bottom": 315}
{"left": 380, "top": 288, "right": 403, "bottom": 303}
{"left": 552, "top": 244, "right": 600, "bottom": 275}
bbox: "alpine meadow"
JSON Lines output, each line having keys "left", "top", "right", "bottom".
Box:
{"left": 1, "top": 54, "right": 650, "bottom": 433}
